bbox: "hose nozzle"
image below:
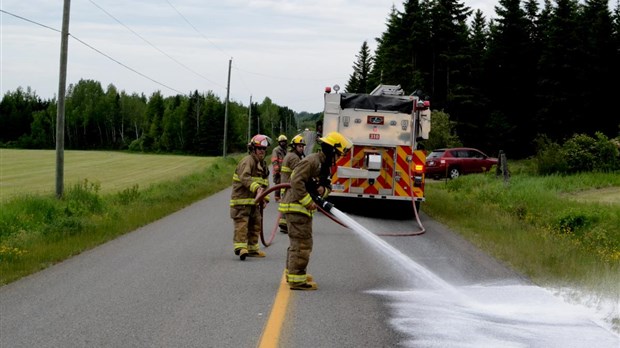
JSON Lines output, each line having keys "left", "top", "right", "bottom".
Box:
{"left": 314, "top": 196, "right": 334, "bottom": 212}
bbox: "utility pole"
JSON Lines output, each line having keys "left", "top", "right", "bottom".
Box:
{"left": 223, "top": 58, "right": 231, "bottom": 157}
{"left": 270, "top": 105, "right": 274, "bottom": 137}
{"left": 196, "top": 92, "right": 200, "bottom": 131}
{"left": 56, "top": 0, "right": 71, "bottom": 199}
{"left": 248, "top": 95, "right": 252, "bottom": 140}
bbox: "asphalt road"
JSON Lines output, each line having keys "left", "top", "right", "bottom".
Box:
{"left": 1, "top": 189, "right": 618, "bottom": 347}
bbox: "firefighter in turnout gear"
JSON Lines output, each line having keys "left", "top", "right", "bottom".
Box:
{"left": 271, "top": 135, "right": 288, "bottom": 202}
{"left": 279, "top": 132, "right": 352, "bottom": 290}
{"left": 230, "top": 134, "right": 271, "bottom": 260}
{"left": 278, "top": 134, "right": 306, "bottom": 234}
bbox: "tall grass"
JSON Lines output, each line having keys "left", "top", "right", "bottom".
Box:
{"left": 424, "top": 171, "right": 620, "bottom": 309}
{"left": 0, "top": 155, "right": 239, "bottom": 285}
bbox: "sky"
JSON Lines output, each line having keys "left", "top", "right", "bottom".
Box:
{"left": 1, "top": 0, "right": 499, "bottom": 114}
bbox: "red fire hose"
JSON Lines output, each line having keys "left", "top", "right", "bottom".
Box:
{"left": 254, "top": 183, "right": 347, "bottom": 247}
{"left": 254, "top": 175, "right": 425, "bottom": 247}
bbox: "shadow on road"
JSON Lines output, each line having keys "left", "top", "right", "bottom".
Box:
{"left": 326, "top": 196, "right": 419, "bottom": 221}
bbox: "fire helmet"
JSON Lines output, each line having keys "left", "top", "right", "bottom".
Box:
{"left": 319, "top": 132, "right": 352, "bottom": 155}
{"left": 290, "top": 134, "right": 306, "bottom": 146}
{"left": 277, "top": 134, "right": 288, "bottom": 142}
{"left": 248, "top": 134, "right": 271, "bottom": 149}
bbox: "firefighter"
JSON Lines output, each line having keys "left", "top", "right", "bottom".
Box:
{"left": 278, "top": 134, "right": 306, "bottom": 234}
{"left": 271, "top": 135, "right": 288, "bottom": 202}
{"left": 230, "top": 134, "right": 271, "bottom": 260}
{"left": 279, "top": 131, "right": 352, "bottom": 290}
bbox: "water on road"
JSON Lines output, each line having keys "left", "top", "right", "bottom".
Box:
{"left": 330, "top": 207, "right": 620, "bottom": 347}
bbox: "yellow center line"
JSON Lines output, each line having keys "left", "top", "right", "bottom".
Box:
{"left": 257, "top": 271, "right": 290, "bottom": 348}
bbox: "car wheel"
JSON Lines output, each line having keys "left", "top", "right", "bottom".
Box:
{"left": 448, "top": 167, "right": 460, "bottom": 179}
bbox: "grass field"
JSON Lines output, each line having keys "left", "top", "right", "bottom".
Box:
{"left": 1, "top": 149, "right": 217, "bottom": 200}
{"left": 0, "top": 150, "right": 240, "bottom": 285}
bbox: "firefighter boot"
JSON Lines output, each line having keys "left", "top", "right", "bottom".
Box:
{"left": 247, "top": 250, "right": 266, "bottom": 258}
{"left": 235, "top": 248, "right": 249, "bottom": 260}
{"left": 289, "top": 281, "right": 318, "bottom": 291}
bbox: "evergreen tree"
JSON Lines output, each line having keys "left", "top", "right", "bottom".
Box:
{"left": 427, "top": 0, "right": 473, "bottom": 111}
{"left": 536, "top": 0, "right": 583, "bottom": 142}
{"left": 463, "top": 10, "right": 493, "bottom": 150}
{"left": 370, "top": 6, "right": 405, "bottom": 87}
{"left": 485, "top": 0, "right": 537, "bottom": 157}
{"left": 579, "top": 0, "right": 617, "bottom": 137}
{"left": 198, "top": 92, "right": 225, "bottom": 156}
{"left": 370, "top": 1, "right": 432, "bottom": 94}
{"left": 0, "top": 87, "right": 46, "bottom": 145}
{"left": 345, "top": 41, "right": 373, "bottom": 93}
{"left": 613, "top": 2, "right": 620, "bottom": 137}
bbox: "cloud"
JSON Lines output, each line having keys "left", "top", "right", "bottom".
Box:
{"left": 1, "top": 0, "right": 497, "bottom": 112}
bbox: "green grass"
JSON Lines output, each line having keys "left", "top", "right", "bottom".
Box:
{"left": 1, "top": 149, "right": 217, "bottom": 201}
{"left": 0, "top": 150, "right": 241, "bottom": 284}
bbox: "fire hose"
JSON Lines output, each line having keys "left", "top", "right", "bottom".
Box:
{"left": 254, "top": 178, "right": 425, "bottom": 247}
{"left": 255, "top": 183, "right": 346, "bottom": 247}
{"left": 376, "top": 159, "right": 426, "bottom": 236}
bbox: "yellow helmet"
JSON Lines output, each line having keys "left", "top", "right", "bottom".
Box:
{"left": 277, "top": 134, "right": 288, "bottom": 142}
{"left": 319, "top": 131, "right": 352, "bottom": 155}
{"left": 290, "top": 134, "right": 306, "bottom": 146}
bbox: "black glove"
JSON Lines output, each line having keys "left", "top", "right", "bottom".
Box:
{"left": 318, "top": 176, "right": 332, "bottom": 191}
{"left": 305, "top": 178, "right": 319, "bottom": 196}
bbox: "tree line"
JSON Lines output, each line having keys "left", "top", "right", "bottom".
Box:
{"left": 0, "top": 81, "right": 305, "bottom": 155}
{"left": 345, "top": 0, "right": 620, "bottom": 158}
{"left": 2, "top": 0, "right": 619, "bottom": 159}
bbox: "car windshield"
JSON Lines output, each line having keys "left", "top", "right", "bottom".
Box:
{"left": 427, "top": 150, "right": 445, "bottom": 159}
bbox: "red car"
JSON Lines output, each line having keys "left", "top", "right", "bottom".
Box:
{"left": 425, "top": 147, "right": 498, "bottom": 179}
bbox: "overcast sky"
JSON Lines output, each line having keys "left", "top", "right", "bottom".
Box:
{"left": 1, "top": 0, "right": 498, "bottom": 113}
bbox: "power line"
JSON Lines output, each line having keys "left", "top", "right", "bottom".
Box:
{"left": 1, "top": 9, "right": 186, "bottom": 95}
{"left": 164, "top": 0, "right": 252, "bottom": 97}
{"left": 69, "top": 35, "right": 186, "bottom": 94}
{"left": 164, "top": 1, "right": 341, "bottom": 86}
{"left": 165, "top": 0, "right": 229, "bottom": 57}
{"left": 88, "top": 0, "right": 226, "bottom": 90}
{"left": 0, "top": 9, "right": 60, "bottom": 32}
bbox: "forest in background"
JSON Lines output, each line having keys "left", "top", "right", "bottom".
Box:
{"left": 1, "top": 0, "right": 619, "bottom": 158}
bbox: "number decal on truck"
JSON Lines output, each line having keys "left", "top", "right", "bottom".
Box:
{"left": 369, "top": 133, "right": 380, "bottom": 140}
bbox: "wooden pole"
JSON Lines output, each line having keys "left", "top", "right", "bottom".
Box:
{"left": 55, "top": 0, "right": 71, "bottom": 198}
{"left": 223, "top": 58, "right": 231, "bottom": 157}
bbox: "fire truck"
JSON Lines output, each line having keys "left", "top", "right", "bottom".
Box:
{"left": 322, "top": 84, "right": 431, "bottom": 209}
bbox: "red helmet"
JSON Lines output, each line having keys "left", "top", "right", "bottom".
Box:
{"left": 248, "top": 134, "right": 271, "bottom": 148}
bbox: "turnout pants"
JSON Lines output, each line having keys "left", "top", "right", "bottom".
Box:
{"left": 285, "top": 212, "right": 313, "bottom": 281}
{"left": 231, "top": 205, "right": 261, "bottom": 251}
